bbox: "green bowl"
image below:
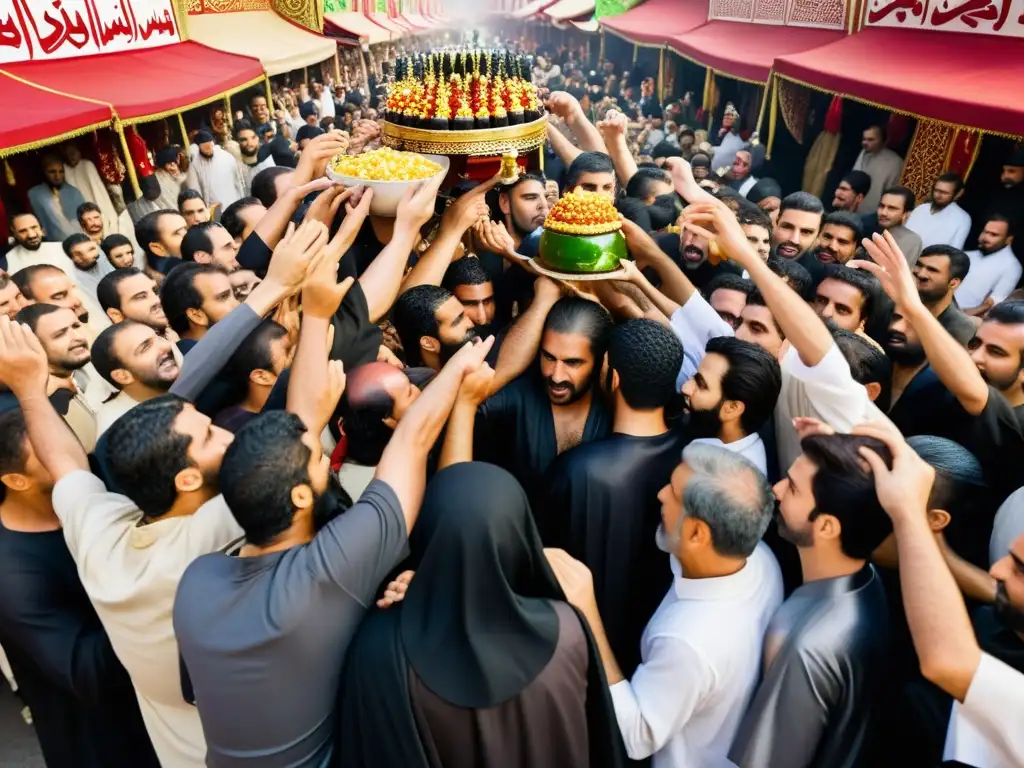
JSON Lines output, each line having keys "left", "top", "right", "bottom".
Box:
{"left": 538, "top": 229, "right": 627, "bottom": 273}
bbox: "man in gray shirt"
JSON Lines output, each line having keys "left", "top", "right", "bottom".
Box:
{"left": 729, "top": 433, "right": 891, "bottom": 768}
{"left": 173, "top": 301, "right": 494, "bottom": 767}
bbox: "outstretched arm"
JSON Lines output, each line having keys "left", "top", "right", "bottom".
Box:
{"left": 489, "top": 277, "right": 564, "bottom": 394}
{"left": 547, "top": 92, "right": 606, "bottom": 154}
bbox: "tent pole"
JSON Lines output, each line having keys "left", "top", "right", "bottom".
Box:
{"left": 657, "top": 48, "right": 665, "bottom": 102}
{"left": 115, "top": 121, "right": 142, "bottom": 199}
{"left": 755, "top": 74, "right": 771, "bottom": 137}
{"left": 224, "top": 95, "right": 233, "bottom": 128}
{"left": 177, "top": 113, "right": 191, "bottom": 154}
{"left": 264, "top": 77, "right": 275, "bottom": 114}
{"left": 766, "top": 75, "right": 780, "bottom": 160}
{"left": 632, "top": 44, "right": 638, "bottom": 64}
{"left": 598, "top": 30, "right": 605, "bottom": 63}
{"left": 360, "top": 48, "right": 370, "bottom": 94}
{"left": 334, "top": 49, "right": 342, "bottom": 86}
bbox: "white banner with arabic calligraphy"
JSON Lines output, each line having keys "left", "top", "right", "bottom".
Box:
{"left": 0, "top": 0, "right": 180, "bottom": 63}
{"left": 865, "top": 0, "right": 1024, "bottom": 37}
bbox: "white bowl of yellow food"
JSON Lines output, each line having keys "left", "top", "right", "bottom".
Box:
{"left": 326, "top": 147, "right": 451, "bottom": 217}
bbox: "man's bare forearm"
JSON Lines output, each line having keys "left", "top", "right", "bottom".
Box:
{"left": 286, "top": 315, "right": 330, "bottom": 431}
{"left": 360, "top": 226, "right": 418, "bottom": 322}
{"left": 20, "top": 394, "right": 89, "bottom": 482}
{"left": 438, "top": 400, "right": 477, "bottom": 469}
{"left": 400, "top": 224, "right": 463, "bottom": 293}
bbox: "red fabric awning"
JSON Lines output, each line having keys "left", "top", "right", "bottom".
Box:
{"left": 3, "top": 42, "right": 265, "bottom": 125}
{"left": 601, "top": 0, "right": 708, "bottom": 47}
{"left": 324, "top": 13, "right": 392, "bottom": 44}
{"left": 545, "top": 0, "right": 595, "bottom": 22}
{"left": 512, "top": 0, "right": 559, "bottom": 18}
{"left": 774, "top": 28, "right": 1024, "bottom": 137}
{"left": 369, "top": 13, "right": 409, "bottom": 35}
{"left": 669, "top": 21, "right": 843, "bottom": 83}
{"left": 0, "top": 71, "right": 112, "bottom": 157}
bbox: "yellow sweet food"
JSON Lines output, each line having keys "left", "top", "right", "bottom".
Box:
{"left": 544, "top": 191, "right": 622, "bottom": 236}
{"left": 330, "top": 147, "right": 442, "bottom": 182}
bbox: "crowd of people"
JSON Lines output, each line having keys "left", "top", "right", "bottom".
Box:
{"left": 0, "top": 31, "right": 1023, "bottom": 768}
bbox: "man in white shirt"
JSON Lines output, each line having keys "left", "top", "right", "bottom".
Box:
{"left": 547, "top": 443, "right": 783, "bottom": 767}
{"left": 0, "top": 323, "right": 240, "bottom": 768}
{"left": 955, "top": 213, "right": 1020, "bottom": 311}
{"left": 185, "top": 131, "right": 246, "bottom": 210}
{"left": 905, "top": 172, "right": 971, "bottom": 250}
{"left": 62, "top": 142, "right": 122, "bottom": 237}
{"left": 852, "top": 125, "right": 903, "bottom": 214}
{"left": 5, "top": 213, "right": 78, "bottom": 276}
{"left": 858, "top": 422, "right": 1024, "bottom": 768}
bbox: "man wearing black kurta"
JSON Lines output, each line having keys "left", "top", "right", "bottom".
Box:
{"left": 540, "top": 319, "right": 685, "bottom": 675}
{"left": 0, "top": 409, "right": 156, "bottom": 768}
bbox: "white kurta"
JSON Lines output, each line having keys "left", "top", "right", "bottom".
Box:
{"left": 955, "top": 245, "right": 1023, "bottom": 308}
{"left": 186, "top": 145, "right": 246, "bottom": 209}
{"left": 852, "top": 147, "right": 904, "bottom": 214}
{"left": 905, "top": 201, "right": 972, "bottom": 251}
{"left": 63, "top": 159, "right": 119, "bottom": 235}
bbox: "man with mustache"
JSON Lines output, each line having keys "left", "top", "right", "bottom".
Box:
{"left": 814, "top": 212, "right": 864, "bottom": 266}
{"left": 97, "top": 268, "right": 171, "bottom": 337}
{"left": 12, "top": 264, "right": 109, "bottom": 339}
{"left": 854, "top": 232, "right": 1024, "bottom": 504}
{"left": 875, "top": 186, "right": 923, "bottom": 267}
{"left": 63, "top": 233, "right": 114, "bottom": 305}
{"left": 954, "top": 213, "right": 1020, "bottom": 314}
{"left": 233, "top": 120, "right": 275, "bottom": 195}
{"left": 831, "top": 171, "right": 871, "bottom": 214}
{"left": 3, "top": 212, "right": 78, "bottom": 276}
{"left": 911, "top": 244, "right": 975, "bottom": 345}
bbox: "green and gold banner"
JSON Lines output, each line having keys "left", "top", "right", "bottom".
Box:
{"left": 595, "top": 0, "right": 641, "bottom": 18}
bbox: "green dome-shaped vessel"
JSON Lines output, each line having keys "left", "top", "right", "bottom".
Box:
{"left": 537, "top": 229, "right": 628, "bottom": 274}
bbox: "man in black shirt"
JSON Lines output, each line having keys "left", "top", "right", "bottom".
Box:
{"left": 0, "top": 409, "right": 157, "bottom": 768}
{"left": 912, "top": 244, "right": 976, "bottom": 346}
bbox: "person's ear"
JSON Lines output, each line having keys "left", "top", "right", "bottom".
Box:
{"left": 720, "top": 398, "right": 745, "bottom": 424}
{"left": 814, "top": 513, "right": 841, "bottom": 543}
{"left": 290, "top": 483, "right": 314, "bottom": 511}
{"left": 498, "top": 192, "right": 512, "bottom": 217}
{"left": 0, "top": 472, "right": 30, "bottom": 493}
{"left": 690, "top": 517, "right": 710, "bottom": 547}
{"left": 856, "top": 317, "right": 866, "bottom": 333}
{"left": 194, "top": 251, "right": 213, "bottom": 265}
{"left": 250, "top": 368, "right": 275, "bottom": 387}
{"left": 185, "top": 307, "right": 210, "bottom": 328}
{"left": 381, "top": 415, "right": 398, "bottom": 429}
{"left": 106, "top": 307, "right": 124, "bottom": 324}
{"left": 949, "top": 277, "right": 962, "bottom": 292}
{"left": 150, "top": 240, "right": 167, "bottom": 258}
{"left": 926, "top": 508, "right": 951, "bottom": 533}
{"left": 864, "top": 381, "right": 882, "bottom": 402}
{"left": 110, "top": 368, "right": 134, "bottom": 388}
{"left": 420, "top": 335, "right": 440, "bottom": 355}
{"left": 174, "top": 466, "right": 204, "bottom": 494}
{"left": 1007, "top": 234, "right": 1015, "bottom": 246}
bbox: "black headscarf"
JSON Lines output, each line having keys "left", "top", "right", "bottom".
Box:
{"left": 337, "top": 463, "right": 626, "bottom": 768}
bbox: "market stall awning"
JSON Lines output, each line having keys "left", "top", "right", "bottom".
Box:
{"left": 668, "top": 21, "right": 843, "bottom": 83}
{"left": 369, "top": 13, "right": 410, "bottom": 35}
{"left": 186, "top": 11, "right": 337, "bottom": 77}
{"left": 2, "top": 42, "right": 265, "bottom": 125}
{"left": 545, "top": 0, "right": 596, "bottom": 22}
{"left": 0, "top": 71, "right": 113, "bottom": 157}
{"left": 774, "top": 28, "right": 1024, "bottom": 137}
{"left": 601, "top": 0, "right": 708, "bottom": 47}
{"left": 513, "top": 0, "right": 559, "bottom": 18}
{"left": 401, "top": 13, "right": 435, "bottom": 28}
{"left": 324, "top": 12, "right": 392, "bottom": 44}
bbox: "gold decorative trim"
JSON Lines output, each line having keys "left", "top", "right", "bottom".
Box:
{"left": 381, "top": 118, "right": 548, "bottom": 156}
{"left": 599, "top": 27, "right": 665, "bottom": 49}
{"left": 0, "top": 120, "right": 114, "bottom": 159}
{"left": 119, "top": 74, "right": 268, "bottom": 126}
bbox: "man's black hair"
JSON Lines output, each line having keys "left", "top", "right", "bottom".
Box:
{"left": 832, "top": 327, "right": 892, "bottom": 407}
{"left": 161, "top": 262, "right": 226, "bottom": 335}
{"left": 90, "top": 321, "right": 137, "bottom": 388}
{"left": 220, "top": 411, "right": 312, "bottom": 546}
{"left": 705, "top": 272, "right": 754, "bottom": 300}
{"left": 768, "top": 254, "right": 812, "bottom": 300}
{"left": 823, "top": 210, "right": 865, "bottom": 243}
{"left": 390, "top": 285, "right": 451, "bottom": 367}
{"left": 919, "top": 244, "right": 971, "bottom": 282}
{"left": 818, "top": 264, "right": 890, "bottom": 341}
{"left": 625, "top": 166, "right": 671, "bottom": 201}
{"left": 251, "top": 166, "right": 293, "bottom": 208}
{"left": 233, "top": 119, "right": 255, "bottom": 139}
{"left": 100, "top": 233, "right": 133, "bottom": 257}
{"left": 441, "top": 258, "right": 491, "bottom": 293}
{"left": 220, "top": 197, "right": 262, "bottom": 240}
{"left": 542, "top": 296, "right": 614, "bottom": 360}
{"left": 881, "top": 186, "right": 916, "bottom": 215}
{"left": 62, "top": 233, "right": 92, "bottom": 257}
{"left": 11, "top": 264, "right": 63, "bottom": 301}
{"left": 105, "top": 394, "right": 194, "bottom": 519}
{"left": 936, "top": 171, "right": 964, "bottom": 195}
{"left": 76, "top": 201, "right": 101, "bottom": 223}
{"left": 177, "top": 189, "right": 205, "bottom": 211}
{"left": 97, "top": 267, "right": 145, "bottom": 314}
{"left": 651, "top": 141, "right": 682, "bottom": 161}
{"left": 180, "top": 221, "right": 224, "bottom": 263}
{"left": 0, "top": 408, "right": 29, "bottom": 505}
{"left": 841, "top": 170, "right": 872, "bottom": 197}
{"left": 984, "top": 211, "right": 1016, "bottom": 237}
{"left": 15, "top": 301, "right": 63, "bottom": 334}
{"left": 866, "top": 123, "right": 888, "bottom": 143}
{"left": 801, "top": 434, "right": 894, "bottom": 559}
{"left": 736, "top": 205, "right": 773, "bottom": 233}
{"left": 608, "top": 319, "right": 683, "bottom": 410}
{"left": 704, "top": 336, "right": 782, "bottom": 433}
{"left": 565, "top": 151, "right": 616, "bottom": 191}
{"left": 135, "top": 209, "right": 180, "bottom": 258}
{"left": 779, "top": 191, "right": 825, "bottom": 219}
{"left": 227, "top": 320, "right": 288, "bottom": 385}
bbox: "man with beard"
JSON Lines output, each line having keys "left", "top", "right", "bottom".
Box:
{"left": 858, "top": 423, "right": 1024, "bottom": 767}
{"left": 954, "top": 213, "right": 1020, "bottom": 313}
{"left": 62, "top": 233, "right": 114, "bottom": 304}
{"left": 91, "top": 321, "right": 181, "bottom": 435}
{"left": 233, "top": 120, "right": 275, "bottom": 194}
{"left": 181, "top": 222, "right": 241, "bottom": 271}
{"left": 851, "top": 125, "right": 903, "bottom": 214}
{"left": 16, "top": 303, "right": 108, "bottom": 451}
{"left": 906, "top": 172, "right": 971, "bottom": 250}
{"left": 813, "top": 211, "right": 864, "bottom": 266}
{"left": 212, "top": 319, "right": 291, "bottom": 434}
{"left": 0, "top": 274, "right": 26, "bottom": 319}
{"left": 730, "top": 433, "right": 891, "bottom": 768}
{"left": 540, "top": 319, "right": 685, "bottom": 676}
{"left": 13, "top": 264, "right": 108, "bottom": 338}
{"left": 883, "top": 307, "right": 956, "bottom": 438}
{"left": 831, "top": 171, "right": 871, "bottom": 214}
{"left": 97, "top": 268, "right": 170, "bottom": 335}
{"left": 441, "top": 258, "right": 499, "bottom": 340}
{"left": 773, "top": 192, "right": 824, "bottom": 268}
{"left": 874, "top": 187, "right": 923, "bottom": 267}
{"left": 179, "top": 189, "right": 212, "bottom": 228}
{"left": 185, "top": 130, "right": 245, "bottom": 210}
{"left": 912, "top": 245, "right": 975, "bottom": 345}
{"left": 77, "top": 200, "right": 137, "bottom": 253}
{"left": 4, "top": 212, "right": 77, "bottom": 275}
{"left": 161, "top": 263, "right": 240, "bottom": 353}
{"left": 812, "top": 265, "right": 885, "bottom": 336}
{"left": 172, "top": 306, "right": 494, "bottom": 768}
{"left": 476, "top": 296, "right": 614, "bottom": 508}
{"left": 681, "top": 336, "right": 781, "bottom": 476}
{"left": 28, "top": 154, "right": 87, "bottom": 241}
{"left": 655, "top": 210, "right": 742, "bottom": 292}
{"left": 135, "top": 209, "right": 189, "bottom": 280}
{"left": 855, "top": 232, "right": 1024, "bottom": 503}
{"left": 391, "top": 285, "right": 480, "bottom": 371}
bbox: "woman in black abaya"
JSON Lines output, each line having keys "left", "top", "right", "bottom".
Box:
{"left": 337, "top": 462, "right": 626, "bottom": 768}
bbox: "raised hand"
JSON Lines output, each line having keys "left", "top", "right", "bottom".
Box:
{"left": 444, "top": 334, "right": 496, "bottom": 379}
{"left": 546, "top": 91, "right": 581, "bottom": 121}
{"left": 444, "top": 175, "right": 501, "bottom": 234}
{"left": 303, "top": 182, "right": 352, "bottom": 228}
{"left": 850, "top": 231, "right": 920, "bottom": 311}
{"left": 544, "top": 548, "right": 597, "bottom": 614}
{"left": 473, "top": 219, "right": 522, "bottom": 261}
{"left": 376, "top": 570, "right": 415, "bottom": 609}
{"left": 396, "top": 173, "right": 445, "bottom": 233}
{"left": 456, "top": 361, "right": 496, "bottom": 406}
{"left": 681, "top": 200, "right": 759, "bottom": 269}
{"left": 853, "top": 421, "right": 935, "bottom": 522}
{"left": 294, "top": 130, "right": 350, "bottom": 185}
{"left": 597, "top": 109, "right": 627, "bottom": 141}
{"left": 664, "top": 157, "right": 716, "bottom": 205}
{"left": 0, "top": 316, "right": 49, "bottom": 399}
{"left": 265, "top": 220, "right": 329, "bottom": 294}
{"left": 323, "top": 187, "right": 374, "bottom": 266}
